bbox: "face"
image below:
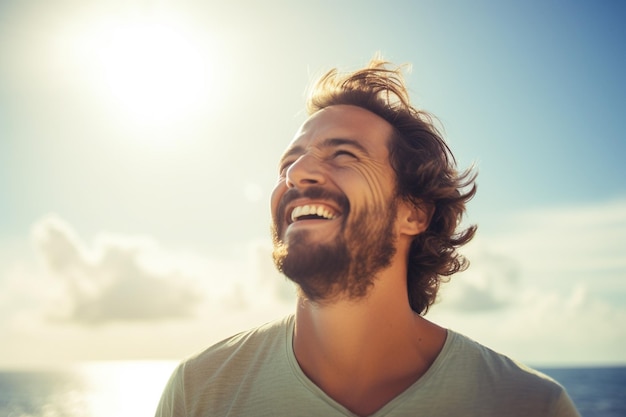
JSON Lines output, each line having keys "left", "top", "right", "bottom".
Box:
{"left": 270, "top": 105, "right": 401, "bottom": 302}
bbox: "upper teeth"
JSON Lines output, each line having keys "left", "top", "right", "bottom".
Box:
{"left": 291, "top": 205, "right": 336, "bottom": 222}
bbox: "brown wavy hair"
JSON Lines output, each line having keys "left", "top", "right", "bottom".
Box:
{"left": 306, "top": 59, "right": 477, "bottom": 314}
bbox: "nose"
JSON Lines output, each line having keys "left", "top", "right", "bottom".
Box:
{"left": 285, "top": 154, "right": 326, "bottom": 188}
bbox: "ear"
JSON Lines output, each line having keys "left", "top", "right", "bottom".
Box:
{"left": 397, "top": 199, "right": 433, "bottom": 237}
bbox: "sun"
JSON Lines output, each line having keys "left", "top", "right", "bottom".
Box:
{"left": 92, "top": 18, "right": 214, "bottom": 127}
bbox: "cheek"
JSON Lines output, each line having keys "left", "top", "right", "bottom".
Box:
{"left": 346, "top": 165, "right": 395, "bottom": 212}
{"left": 270, "top": 181, "right": 287, "bottom": 221}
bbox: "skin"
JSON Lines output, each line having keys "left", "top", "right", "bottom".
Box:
{"left": 271, "top": 105, "right": 447, "bottom": 416}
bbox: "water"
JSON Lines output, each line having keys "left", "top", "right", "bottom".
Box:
{"left": 0, "top": 361, "right": 177, "bottom": 417}
{"left": 0, "top": 363, "right": 623, "bottom": 416}
{"left": 539, "top": 367, "right": 626, "bottom": 417}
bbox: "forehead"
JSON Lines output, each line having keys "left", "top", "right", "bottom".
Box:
{"left": 286, "top": 105, "right": 394, "bottom": 153}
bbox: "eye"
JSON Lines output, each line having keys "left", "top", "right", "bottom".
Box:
{"left": 333, "top": 149, "right": 357, "bottom": 160}
{"left": 278, "top": 160, "right": 295, "bottom": 176}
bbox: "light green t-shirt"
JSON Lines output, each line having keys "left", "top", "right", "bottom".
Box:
{"left": 155, "top": 315, "right": 580, "bottom": 416}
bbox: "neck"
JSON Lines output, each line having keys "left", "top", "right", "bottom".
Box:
{"left": 292, "top": 262, "right": 446, "bottom": 416}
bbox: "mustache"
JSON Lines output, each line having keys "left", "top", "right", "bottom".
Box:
{"left": 277, "top": 186, "right": 350, "bottom": 224}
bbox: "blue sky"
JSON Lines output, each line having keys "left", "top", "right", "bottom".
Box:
{"left": 0, "top": 0, "right": 624, "bottom": 368}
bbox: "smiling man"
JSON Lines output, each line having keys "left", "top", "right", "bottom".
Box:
{"left": 155, "top": 60, "right": 580, "bottom": 417}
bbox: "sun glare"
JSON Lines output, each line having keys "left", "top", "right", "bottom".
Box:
{"left": 77, "top": 361, "right": 177, "bottom": 417}
{"left": 91, "top": 18, "right": 214, "bottom": 127}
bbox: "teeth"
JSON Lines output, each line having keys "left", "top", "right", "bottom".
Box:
{"left": 290, "top": 205, "right": 336, "bottom": 222}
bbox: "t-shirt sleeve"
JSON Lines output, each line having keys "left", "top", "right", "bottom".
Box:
{"left": 154, "top": 363, "right": 187, "bottom": 417}
{"left": 552, "top": 389, "right": 581, "bottom": 417}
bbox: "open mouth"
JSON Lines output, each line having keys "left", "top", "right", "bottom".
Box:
{"left": 289, "top": 204, "right": 338, "bottom": 224}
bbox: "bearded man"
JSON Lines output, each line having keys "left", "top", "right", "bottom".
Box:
{"left": 155, "top": 60, "right": 580, "bottom": 417}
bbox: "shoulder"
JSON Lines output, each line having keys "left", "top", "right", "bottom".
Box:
{"left": 435, "top": 330, "right": 579, "bottom": 415}
{"left": 155, "top": 315, "right": 295, "bottom": 417}
{"left": 180, "top": 314, "right": 293, "bottom": 382}
{"left": 445, "top": 330, "right": 560, "bottom": 388}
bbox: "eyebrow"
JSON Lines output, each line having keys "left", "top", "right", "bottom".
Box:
{"left": 322, "top": 138, "right": 370, "bottom": 156}
{"left": 280, "top": 137, "right": 370, "bottom": 163}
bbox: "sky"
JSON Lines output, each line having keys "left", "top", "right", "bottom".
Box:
{"left": 0, "top": 0, "right": 625, "bottom": 369}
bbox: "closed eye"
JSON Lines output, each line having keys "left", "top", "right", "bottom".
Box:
{"left": 279, "top": 160, "right": 295, "bottom": 175}
{"left": 333, "top": 150, "right": 357, "bottom": 159}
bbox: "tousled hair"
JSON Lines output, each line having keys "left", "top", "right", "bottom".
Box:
{"left": 306, "top": 59, "right": 477, "bottom": 314}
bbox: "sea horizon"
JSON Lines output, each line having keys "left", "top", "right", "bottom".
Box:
{"left": 4, "top": 358, "right": 625, "bottom": 370}
{"left": 1, "top": 361, "right": 624, "bottom": 417}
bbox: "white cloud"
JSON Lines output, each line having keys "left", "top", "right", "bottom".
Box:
{"left": 437, "top": 241, "right": 520, "bottom": 312}
{"left": 489, "top": 198, "right": 626, "bottom": 274}
{"left": 2, "top": 198, "right": 624, "bottom": 367}
{"left": 31, "top": 215, "right": 204, "bottom": 324}
{"left": 0, "top": 216, "right": 295, "bottom": 366}
{"left": 28, "top": 215, "right": 295, "bottom": 327}
{"left": 431, "top": 198, "right": 626, "bottom": 365}
{"left": 432, "top": 282, "right": 626, "bottom": 366}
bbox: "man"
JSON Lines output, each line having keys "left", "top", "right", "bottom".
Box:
{"left": 155, "top": 60, "right": 580, "bottom": 416}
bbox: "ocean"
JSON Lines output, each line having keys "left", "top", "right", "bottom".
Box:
{"left": 0, "top": 361, "right": 177, "bottom": 417}
{"left": 0, "top": 362, "right": 623, "bottom": 416}
{"left": 538, "top": 366, "right": 626, "bottom": 417}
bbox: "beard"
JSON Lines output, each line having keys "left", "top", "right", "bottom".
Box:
{"left": 272, "top": 186, "right": 398, "bottom": 303}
